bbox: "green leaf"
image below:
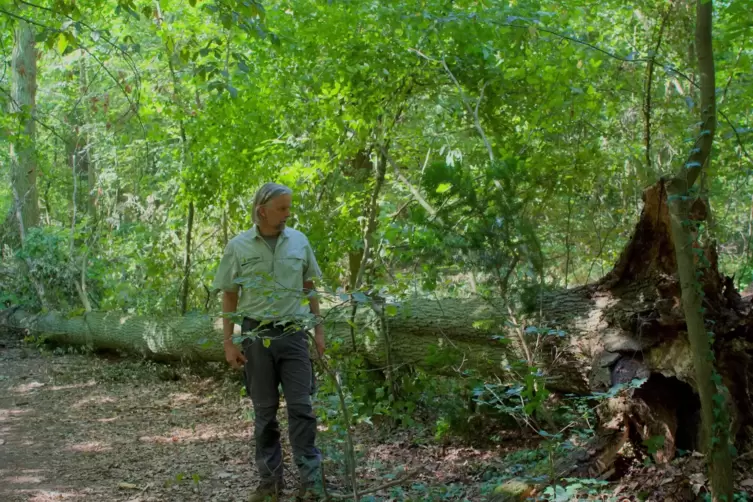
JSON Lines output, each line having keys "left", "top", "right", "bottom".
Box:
{"left": 352, "top": 291, "right": 368, "bottom": 303}
{"left": 165, "top": 36, "right": 175, "bottom": 55}
{"left": 385, "top": 305, "right": 398, "bottom": 316}
{"left": 435, "top": 183, "right": 452, "bottom": 194}
{"left": 263, "top": 338, "right": 271, "bottom": 348}
{"left": 56, "top": 33, "right": 69, "bottom": 55}
{"left": 189, "top": 0, "right": 197, "bottom": 6}
{"left": 642, "top": 434, "right": 665, "bottom": 454}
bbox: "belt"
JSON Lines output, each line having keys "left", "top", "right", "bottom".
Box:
{"left": 242, "top": 317, "right": 303, "bottom": 336}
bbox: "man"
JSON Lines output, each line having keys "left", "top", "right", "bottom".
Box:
{"left": 213, "top": 182, "right": 326, "bottom": 501}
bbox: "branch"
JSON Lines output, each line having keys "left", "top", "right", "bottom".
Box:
{"left": 414, "top": 49, "right": 495, "bottom": 163}
{"left": 0, "top": 86, "right": 67, "bottom": 142}
{"left": 17, "top": 0, "right": 143, "bottom": 95}
{"left": 670, "top": 0, "right": 716, "bottom": 192}
{"left": 422, "top": 13, "right": 751, "bottom": 167}
{"left": 351, "top": 148, "right": 388, "bottom": 292}
{"left": 308, "top": 342, "right": 359, "bottom": 501}
{"left": 0, "top": 7, "right": 56, "bottom": 30}
{"left": 0, "top": 5, "right": 151, "bottom": 162}
{"left": 643, "top": 7, "right": 672, "bottom": 171}
{"left": 327, "top": 467, "right": 428, "bottom": 500}
{"left": 380, "top": 146, "right": 444, "bottom": 225}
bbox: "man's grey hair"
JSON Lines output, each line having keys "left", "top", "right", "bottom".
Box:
{"left": 252, "top": 182, "right": 293, "bottom": 224}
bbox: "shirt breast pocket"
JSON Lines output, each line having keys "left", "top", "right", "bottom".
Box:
{"left": 240, "top": 256, "right": 267, "bottom": 275}
{"left": 282, "top": 250, "right": 306, "bottom": 275}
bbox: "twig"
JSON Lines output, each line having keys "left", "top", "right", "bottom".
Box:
{"left": 439, "top": 53, "right": 494, "bottom": 162}
{"left": 381, "top": 146, "right": 443, "bottom": 225}
{"left": 70, "top": 149, "right": 79, "bottom": 257}
{"left": 313, "top": 353, "right": 359, "bottom": 500}
{"left": 18, "top": 0, "right": 142, "bottom": 83}
{"left": 0, "top": 86, "right": 67, "bottom": 142}
{"left": 643, "top": 6, "right": 672, "bottom": 171}
{"left": 327, "top": 467, "right": 427, "bottom": 500}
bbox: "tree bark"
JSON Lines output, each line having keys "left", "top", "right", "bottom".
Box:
{"left": 9, "top": 15, "right": 48, "bottom": 308}
{"left": 10, "top": 16, "right": 40, "bottom": 233}
{"left": 80, "top": 53, "right": 97, "bottom": 221}
{"left": 665, "top": 1, "right": 733, "bottom": 499}
{"left": 180, "top": 201, "right": 195, "bottom": 315}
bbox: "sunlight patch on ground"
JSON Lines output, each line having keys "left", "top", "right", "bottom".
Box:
{"left": 4, "top": 474, "right": 45, "bottom": 484}
{"left": 138, "top": 424, "right": 246, "bottom": 444}
{"left": 48, "top": 380, "right": 97, "bottom": 392}
{"left": 71, "top": 394, "right": 117, "bottom": 409}
{"left": 11, "top": 381, "right": 46, "bottom": 394}
{"left": 24, "top": 489, "right": 82, "bottom": 501}
{"left": 67, "top": 440, "right": 112, "bottom": 453}
{"left": 0, "top": 408, "right": 32, "bottom": 421}
{"left": 166, "top": 392, "right": 209, "bottom": 407}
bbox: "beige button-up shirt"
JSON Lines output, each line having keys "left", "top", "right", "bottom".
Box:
{"left": 212, "top": 226, "right": 322, "bottom": 321}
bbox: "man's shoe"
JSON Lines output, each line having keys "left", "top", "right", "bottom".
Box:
{"left": 249, "top": 480, "right": 284, "bottom": 502}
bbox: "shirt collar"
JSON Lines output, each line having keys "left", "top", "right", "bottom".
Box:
{"left": 251, "top": 225, "right": 288, "bottom": 240}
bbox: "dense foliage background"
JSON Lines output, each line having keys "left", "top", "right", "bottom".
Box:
{"left": 2, "top": 0, "right": 750, "bottom": 317}
{"left": 1, "top": 1, "right": 753, "bottom": 498}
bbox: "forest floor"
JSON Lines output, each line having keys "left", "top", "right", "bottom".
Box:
{"left": 2, "top": 327, "right": 753, "bottom": 502}
{"left": 0, "top": 328, "right": 527, "bottom": 501}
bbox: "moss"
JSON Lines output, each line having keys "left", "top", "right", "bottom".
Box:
{"left": 490, "top": 479, "right": 533, "bottom": 501}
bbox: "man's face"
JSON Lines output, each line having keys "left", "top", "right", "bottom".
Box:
{"left": 260, "top": 194, "right": 292, "bottom": 231}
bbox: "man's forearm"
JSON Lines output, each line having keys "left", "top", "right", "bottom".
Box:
{"left": 304, "top": 280, "right": 321, "bottom": 321}
{"left": 222, "top": 291, "right": 239, "bottom": 342}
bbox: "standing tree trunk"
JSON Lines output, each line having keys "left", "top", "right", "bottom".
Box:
{"left": 80, "top": 53, "right": 97, "bottom": 221}
{"left": 180, "top": 201, "right": 195, "bottom": 314}
{"left": 9, "top": 15, "right": 47, "bottom": 307}
{"left": 665, "top": 1, "right": 733, "bottom": 499}
{"left": 10, "top": 17, "right": 40, "bottom": 234}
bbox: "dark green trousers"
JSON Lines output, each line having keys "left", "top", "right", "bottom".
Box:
{"left": 241, "top": 319, "right": 320, "bottom": 488}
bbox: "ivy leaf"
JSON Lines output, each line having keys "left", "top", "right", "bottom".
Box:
{"left": 352, "top": 291, "right": 368, "bottom": 303}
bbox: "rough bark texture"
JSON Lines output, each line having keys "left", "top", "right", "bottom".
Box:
{"left": 1, "top": 309, "right": 226, "bottom": 362}
{"left": 666, "top": 1, "right": 734, "bottom": 498}
{"left": 10, "top": 16, "right": 40, "bottom": 232}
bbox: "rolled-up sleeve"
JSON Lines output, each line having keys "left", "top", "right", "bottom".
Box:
{"left": 303, "top": 241, "right": 322, "bottom": 282}
{"left": 212, "top": 243, "right": 241, "bottom": 292}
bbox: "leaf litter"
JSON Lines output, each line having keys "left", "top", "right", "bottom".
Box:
{"left": 2, "top": 329, "right": 753, "bottom": 501}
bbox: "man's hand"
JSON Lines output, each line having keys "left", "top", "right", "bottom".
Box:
{"left": 224, "top": 340, "right": 247, "bottom": 369}
{"left": 313, "top": 325, "right": 325, "bottom": 358}
{"left": 220, "top": 291, "right": 244, "bottom": 368}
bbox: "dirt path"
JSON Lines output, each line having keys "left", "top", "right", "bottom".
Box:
{"left": 0, "top": 330, "right": 280, "bottom": 501}
{"left": 0, "top": 330, "right": 509, "bottom": 501}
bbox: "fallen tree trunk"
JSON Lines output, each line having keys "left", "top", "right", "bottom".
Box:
{"left": 0, "top": 309, "right": 226, "bottom": 362}
{"left": 2, "top": 181, "right": 753, "bottom": 475}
